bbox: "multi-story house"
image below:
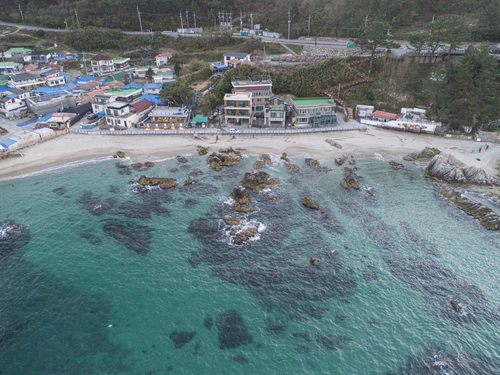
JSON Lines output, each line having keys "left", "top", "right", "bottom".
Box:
{"left": 90, "top": 54, "right": 115, "bottom": 76}
{"left": 114, "top": 57, "right": 130, "bottom": 70}
{"left": 223, "top": 52, "right": 251, "bottom": 66}
{"left": 224, "top": 92, "right": 252, "bottom": 127}
{"left": 147, "top": 106, "right": 191, "bottom": 129}
{"left": 105, "top": 98, "right": 155, "bottom": 128}
{"left": 155, "top": 52, "right": 172, "bottom": 67}
{"left": 231, "top": 77, "right": 272, "bottom": 114}
{"left": 264, "top": 95, "right": 286, "bottom": 128}
{"left": 291, "top": 97, "right": 337, "bottom": 127}
{"left": 40, "top": 70, "right": 65, "bottom": 87}
{"left": 91, "top": 87, "right": 142, "bottom": 113}
{"left": 9, "top": 73, "right": 44, "bottom": 90}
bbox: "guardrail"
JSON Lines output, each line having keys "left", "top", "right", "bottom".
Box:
{"left": 68, "top": 126, "right": 367, "bottom": 136}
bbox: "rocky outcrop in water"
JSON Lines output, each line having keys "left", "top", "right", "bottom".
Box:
{"left": 280, "top": 152, "right": 290, "bottom": 162}
{"left": 116, "top": 151, "right": 125, "bottom": 158}
{"left": 261, "top": 154, "right": 272, "bottom": 165}
{"left": 241, "top": 171, "right": 279, "bottom": 193}
{"left": 0, "top": 220, "right": 30, "bottom": 258}
{"left": 216, "top": 310, "right": 253, "bottom": 349}
{"left": 404, "top": 147, "right": 440, "bottom": 161}
{"left": 79, "top": 192, "right": 117, "bottom": 215}
{"left": 389, "top": 161, "right": 404, "bottom": 169}
{"left": 208, "top": 152, "right": 241, "bottom": 170}
{"left": 302, "top": 196, "right": 319, "bottom": 210}
{"left": 316, "top": 334, "right": 351, "bottom": 351}
{"left": 233, "top": 227, "right": 259, "bottom": 245}
{"left": 335, "top": 155, "right": 347, "bottom": 166}
{"left": 310, "top": 257, "right": 320, "bottom": 266}
{"left": 223, "top": 216, "right": 243, "bottom": 226}
{"left": 341, "top": 168, "right": 360, "bottom": 190}
{"left": 286, "top": 164, "right": 300, "bottom": 173}
{"left": 437, "top": 188, "right": 500, "bottom": 230}
{"left": 229, "top": 186, "right": 252, "bottom": 204}
{"left": 184, "top": 177, "right": 194, "bottom": 185}
{"left": 427, "top": 154, "right": 500, "bottom": 185}
{"left": 305, "top": 158, "right": 331, "bottom": 171}
{"left": 137, "top": 176, "right": 178, "bottom": 189}
{"left": 231, "top": 203, "right": 256, "bottom": 213}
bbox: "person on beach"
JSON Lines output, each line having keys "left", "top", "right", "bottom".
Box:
{"left": 486, "top": 144, "right": 489, "bottom": 151}
{"left": 216, "top": 135, "right": 218, "bottom": 143}
{"left": 479, "top": 148, "right": 482, "bottom": 153}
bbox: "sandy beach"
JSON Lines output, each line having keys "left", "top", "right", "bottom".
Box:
{"left": 1, "top": 127, "right": 499, "bottom": 180}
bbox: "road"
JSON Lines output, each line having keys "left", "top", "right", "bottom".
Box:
{"left": 0, "top": 20, "right": 411, "bottom": 54}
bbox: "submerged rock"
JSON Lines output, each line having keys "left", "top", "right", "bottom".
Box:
{"left": 216, "top": 310, "right": 253, "bottom": 349}
{"left": 427, "top": 154, "right": 500, "bottom": 185}
{"left": 203, "top": 314, "right": 213, "bottom": 330}
{"left": 310, "top": 257, "right": 320, "bottom": 266}
{"left": 170, "top": 168, "right": 179, "bottom": 173}
{"left": 302, "top": 196, "right": 319, "bottom": 210}
{"left": 144, "top": 161, "right": 154, "bottom": 167}
{"left": 229, "top": 186, "right": 252, "bottom": 204}
{"left": 184, "top": 177, "right": 194, "bottom": 185}
{"left": 335, "top": 155, "right": 347, "bottom": 166}
{"left": 232, "top": 354, "right": 249, "bottom": 364}
{"left": 0, "top": 220, "right": 30, "bottom": 258}
{"left": 450, "top": 300, "right": 462, "bottom": 313}
{"left": 261, "top": 154, "right": 272, "bottom": 165}
{"left": 79, "top": 192, "right": 116, "bottom": 215}
{"left": 265, "top": 318, "right": 287, "bottom": 336}
{"left": 169, "top": 331, "right": 196, "bottom": 349}
{"left": 52, "top": 187, "right": 66, "bottom": 196}
{"left": 177, "top": 156, "right": 188, "bottom": 163}
{"left": 184, "top": 198, "right": 198, "bottom": 208}
{"left": 316, "top": 334, "right": 351, "bottom": 351}
{"left": 362, "top": 265, "right": 378, "bottom": 282}
{"left": 102, "top": 219, "right": 153, "bottom": 255}
{"left": 292, "top": 331, "right": 312, "bottom": 342}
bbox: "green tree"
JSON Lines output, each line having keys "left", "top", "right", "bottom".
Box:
{"left": 440, "top": 15, "right": 469, "bottom": 62}
{"left": 434, "top": 46, "right": 500, "bottom": 130}
{"left": 425, "top": 19, "right": 447, "bottom": 62}
{"left": 159, "top": 82, "right": 193, "bottom": 107}
{"left": 174, "top": 61, "right": 182, "bottom": 76}
{"left": 355, "top": 20, "right": 400, "bottom": 70}
{"left": 123, "top": 72, "right": 131, "bottom": 85}
{"left": 145, "top": 67, "right": 154, "bottom": 83}
{"left": 409, "top": 32, "right": 427, "bottom": 54}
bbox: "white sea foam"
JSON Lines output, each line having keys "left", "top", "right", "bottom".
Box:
{"left": 373, "top": 152, "right": 385, "bottom": 161}
{"left": 0, "top": 156, "right": 114, "bottom": 182}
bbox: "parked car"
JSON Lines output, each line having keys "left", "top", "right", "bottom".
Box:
{"left": 229, "top": 128, "right": 239, "bottom": 133}
{"left": 87, "top": 114, "right": 98, "bottom": 120}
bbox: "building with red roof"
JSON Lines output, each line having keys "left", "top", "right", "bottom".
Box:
{"left": 90, "top": 54, "right": 115, "bottom": 77}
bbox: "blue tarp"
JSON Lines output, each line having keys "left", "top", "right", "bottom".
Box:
{"left": 77, "top": 76, "right": 100, "bottom": 83}
{"left": 59, "top": 72, "right": 71, "bottom": 77}
{"left": 7, "top": 93, "right": 17, "bottom": 98}
{"left": 0, "top": 138, "right": 17, "bottom": 148}
{"left": 96, "top": 111, "right": 104, "bottom": 116}
{"left": 81, "top": 123, "right": 98, "bottom": 129}
{"left": 0, "top": 86, "right": 11, "bottom": 92}
{"left": 17, "top": 118, "right": 38, "bottom": 127}
{"left": 33, "top": 83, "right": 77, "bottom": 95}
{"left": 123, "top": 82, "right": 144, "bottom": 89}
{"left": 140, "top": 94, "right": 162, "bottom": 104}
{"left": 213, "top": 65, "right": 228, "bottom": 70}
{"left": 144, "top": 83, "right": 162, "bottom": 89}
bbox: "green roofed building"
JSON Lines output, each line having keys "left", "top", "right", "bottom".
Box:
{"left": 104, "top": 72, "right": 125, "bottom": 82}
{"left": 291, "top": 97, "right": 337, "bottom": 128}
{"left": 190, "top": 114, "right": 208, "bottom": 127}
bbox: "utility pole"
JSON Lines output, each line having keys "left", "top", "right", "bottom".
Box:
{"left": 18, "top": 4, "right": 24, "bottom": 21}
{"left": 250, "top": 13, "right": 253, "bottom": 31}
{"left": 307, "top": 14, "right": 311, "bottom": 37}
{"left": 75, "top": 9, "right": 80, "bottom": 28}
{"left": 288, "top": 9, "right": 291, "bottom": 42}
{"left": 186, "top": 9, "right": 189, "bottom": 29}
{"left": 240, "top": 10, "right": 243, "bottom": 32}
{"left": 218, "top": 11, "right": 221, "bottom": 26}
{"left": 82, "top": 51, "right": 87, "bottom": 74}
{"left": 180, "top": 12, "right": 183, "bottom": 33}
{"left": 432, "top": 14, "right": 435, "bottom": 23}
{"left": 193, "top": 12, "right": 196, "bottom": 29}
{"left": 364, "top": 14, "right": 368, "bottom": 29}
{"left": 137, "top": 6, "right": 143, "bottom": 33}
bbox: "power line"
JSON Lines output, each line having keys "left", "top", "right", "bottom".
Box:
{"left": 179, "top": 11, "right": 183, "bottom": 33}
{"left": 137, "top": 6, "right": 143, "bottom": 33}
{"left": 74, "top": 9, "right": 79, "bottom": 28}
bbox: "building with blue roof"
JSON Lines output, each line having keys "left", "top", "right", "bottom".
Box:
{"left": 143, "top": 83, "right": 163, "bottom": 95}
{"left": 140, "top": 94, "right": 163, "bottom": 105}
{"left": 123, "top": 82, "right": 144, "bottom": 89}
{"left": 76, "top": 76, "right": 100, "bottom": 84}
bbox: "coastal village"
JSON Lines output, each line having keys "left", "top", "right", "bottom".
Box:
{"left": 0, "top": 27, "right": 456, "bottom": 154}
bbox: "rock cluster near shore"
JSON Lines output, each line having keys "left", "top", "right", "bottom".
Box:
{"left": 438, "top": 188, "right": 500, "bottom": 230}
{"left": 137, "top": 176, "right": 178, "bottom": 189}
{"left": 404, "top": 147, "right": 440, "bottom": 161}
{"left": 341, "top": 168, "right": 360, "bottom": 190}
{"left": 305, "top": 158, "right": 331, "bottom": 171}
{"left": 427, "top": 154, "right": 500, "bottom": 185}
{"left": 241, "top": 171, "right": 279, "bottom": 193}
{"left": 302, "top": 196, "right": 319, "bottom": 210}
{"left": 208, "top": 148, "right": 241, "bottom": 170}
{"left": 389, "top": 161, "right": 404, "bottom": 169}
{"left": 229, "top": 186, "right": 252, "bottom": 204}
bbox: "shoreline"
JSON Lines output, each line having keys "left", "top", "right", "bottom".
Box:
{"left": 1, "top": 127, "right": 499, "bottom": 181}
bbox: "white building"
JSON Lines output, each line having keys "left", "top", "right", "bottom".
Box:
{"left": 90, "top": 54, "right": 115, "bottom": 76}
{"left": 105, "top": 99, "right": 155, "bottom": 128}
{"left": 155, "top": 52, "right": 172, "bottom": 67}
{"left": 223, "top": 52, "right": 251, "bottom": 66}
{"left": 9, "top": 73, "right": 44, "bottom": 89}
{"left": 224, "top": 92, "right": 252, "bottom": 127}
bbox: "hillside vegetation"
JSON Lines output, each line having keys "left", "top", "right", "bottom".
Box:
{"left": 1, "top": 0, "right": 499, "bottom": 41}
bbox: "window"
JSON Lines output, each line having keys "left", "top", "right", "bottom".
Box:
{"left": 297, "top": 118, "right": 307, "bottom": 123}
{"left": 117, "top": 120, "right": 121, "bottom": 124}
{"left": 271, "top": 112, "right": 283, "bottom": 118}
{"left": 239, "top": 110, "right": 248, "bottom": 115}
{"left": 113, "top": 110, "right": 118, "bottom": 116}
{"left": 106, "top": 109, "right": 111, "bottom": 115}
{"left": 227, "top": 109, "right": 237, "bottom": 116}
{"left": 238, "top": 101, "right": 248, "bottom": 107}
{"left": 299, "top": 109, "right": 306, "bottom": 114}
{"left": 256, "top": 106, "right": 263, "bottom": 111}
{"left": 309, "top": 108, "right": 315, "bottom": 113}
{"left": 317, "top": 108, "right": 321, "bottom": 113}
{"left": 227, "top": 100, "right": 236, "bottom": 107}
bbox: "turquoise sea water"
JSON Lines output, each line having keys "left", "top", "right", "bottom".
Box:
{"left": 1, "top": 153, "right": 500, "bottom": 374}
